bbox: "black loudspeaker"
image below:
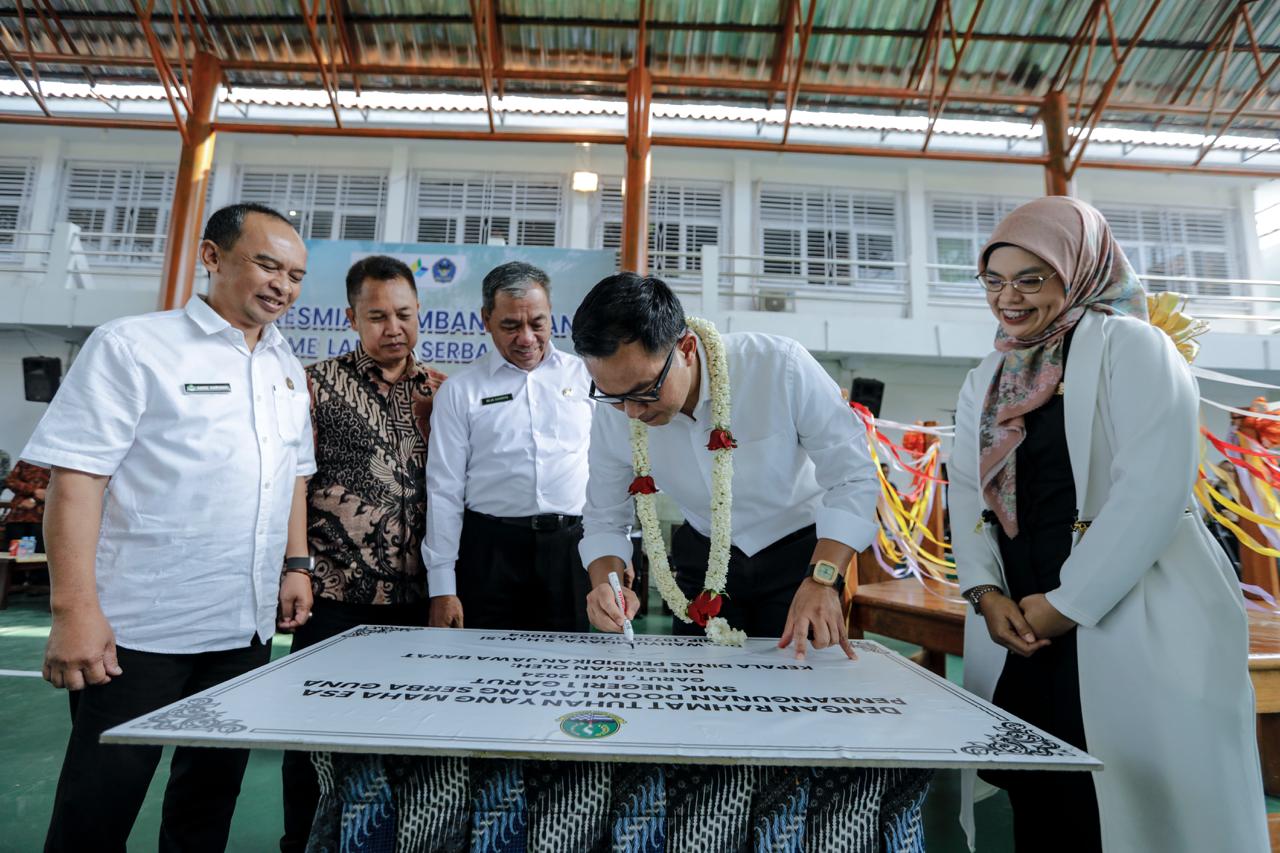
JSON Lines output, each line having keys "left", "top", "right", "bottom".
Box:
{"left": 849, "top": 377, "right": 885, "bottom": 418}
{"left": 23, "top": 356, "right": 61, "bottom": 403}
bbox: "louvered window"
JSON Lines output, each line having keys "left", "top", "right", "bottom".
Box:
{"left": 238, "top": 168, "right": 388, "bottom": 241}
{"left": 928, "top": 194, "right": 1028, "bottom": 297}
{"left": 1097, "top": 204, "right": 1239, "bottom": 298}
{"left": 593, "top": 179, "right": 728, "bottom": 282}
{"left": 58, "top": 161, "right": 177, "bottom": 266}
{"left": 0, "top": 159, "right": 35, "bottom": 257}
{"left": 412, "top": 173, "right": 563, "bottom": 247}
{"left": 757, "top": 185, "right": 903, "bottom": 292}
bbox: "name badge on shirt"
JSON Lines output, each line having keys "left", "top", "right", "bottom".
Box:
{"left": 182, "top": 382, "right": 232, "bottom": 394}
{"left": 481, "top": 393, "right": 514, "bottom": 406}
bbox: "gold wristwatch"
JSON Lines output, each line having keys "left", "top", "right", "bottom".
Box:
{"left": 806, "top": 559, "right": 846, "bottom": 595}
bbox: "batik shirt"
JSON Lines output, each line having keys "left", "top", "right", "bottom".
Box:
{"left": 306, "top": 346, "right": 446, "bottom": 605}
{"left": 4, "top": 460, "right": 50, "bottom": 524}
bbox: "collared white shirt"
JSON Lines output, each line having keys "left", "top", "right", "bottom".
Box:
{"left": 21, "top": 296, "right": 316, "bottom": 654}
{"left": 579, "top": 332, "right": 879, "bottom": 568}
{"left": 424, "top": 343, "right": 593, "bottom": 596}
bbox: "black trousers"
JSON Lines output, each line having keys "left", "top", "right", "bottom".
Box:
{"left": 984, "top": 632, "right": 1101, "bottom": 853}
{"left": 280, "top": 597, "right": 430, "bottom": 853}
{"left": 45, "top": 636, "right": 271, "bottom": 853}
{"left": 670, "top": 522, "right": 816, "bottom": 639}
{"left": 455, "top": 509, "right": 590, "bottom": 632}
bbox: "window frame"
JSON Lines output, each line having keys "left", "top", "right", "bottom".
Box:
{"left": 756, "top": 183, "right": 905, "bottom": 295}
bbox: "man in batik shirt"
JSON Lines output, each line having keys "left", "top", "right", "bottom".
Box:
{"left": 4, "top": 459, "right": 50, "bottom": 552}
{"left": 280, "top": 254, "right": 445, "bottom": 852}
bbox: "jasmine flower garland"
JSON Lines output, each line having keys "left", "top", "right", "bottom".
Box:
{"left": 627, "top": 316, "right": 746, "bottom": 646}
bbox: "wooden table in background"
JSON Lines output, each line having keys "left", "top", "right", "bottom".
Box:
{"left": 847, "top": 580, "right": 965, "bottom": 677}
{"left": 850, "top": 581, "right": 1280, "bottom": 797}
{"left": 0, "top": 553, "right": 49, "bottom": 610}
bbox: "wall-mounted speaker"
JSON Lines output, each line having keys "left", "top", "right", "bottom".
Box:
{"left": 23, "top": 356, "right": 61, "bottom": 403}
{"left": 849, "top": 377, "right": 885, "bottom": 418}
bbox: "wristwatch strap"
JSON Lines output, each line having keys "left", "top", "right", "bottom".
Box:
{"left": 964, "top": 584, "right": 1001, "bottom": 614}
{"left": 283, "top": 556, "right": 314, "bottom": 576}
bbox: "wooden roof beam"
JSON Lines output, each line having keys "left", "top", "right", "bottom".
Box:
{"left": 1196, "top": 10, "right": 1241, "bottom": 146}
{"left": 922, "top": 0, "right": 985, "bottom": 152}
{"left": 780, "top": 0, "right": 817, "bottom": 145}
{"left": 1069, "top": 4, "right": 1102, "bottom": 128}
{"left": 905, "top": 0, "right": 945, "bottom": 91}
{"left": 766, "top": 0, "right": 798, "bottom": 110}
{"left": 468, "top": 0, "right": 496, "bottom": 132}
{"left": 1240, "top": 2, "right": 1266, "bottom": 78}
{"left": 332, "top": 0, "right": 362, "bottom": 95}
{"left": 296, "top": 0, "right": 342, "bottom": 127}
{"left": 1047, "top": 0, "right": 1101, "bottom": 94}
{"left": 1193, "top": 51, "right": 1280, "bottom": 166}
{"left": 1067, "top": 0, "right": 1165, "bottom": 179}
{"left": 129, "top": 0, "right": 193, "bottom": 142}
{"left": 0, "top": 28, "right": 50, "bottom": 115}
{"left": 488, "top": 0, "right": 505, "bottom": 99}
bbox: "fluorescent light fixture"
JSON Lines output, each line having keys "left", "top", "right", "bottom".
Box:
{"left": 572, "top": 171, "right": 599, "bottom": 192}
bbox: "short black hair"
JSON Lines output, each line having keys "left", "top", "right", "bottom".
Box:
{"left": 202, "top": 203, "right": 295, "bottom": 251}
{"left": 482, "top": 261, "right": 550, "bottom": 314}
{"left": 571, "top": 272, "right": 685, "bottom": 358}
{"left": 345, "top": 255, "right": 418, "bottom": 307}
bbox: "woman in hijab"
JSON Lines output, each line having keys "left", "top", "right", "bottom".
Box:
{"left": 948, "top": 196, "right": 1266, "bottom": 852}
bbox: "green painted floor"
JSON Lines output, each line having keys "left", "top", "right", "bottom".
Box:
{"left": 4, "top": 589, "right": 1264, "bottom": 852}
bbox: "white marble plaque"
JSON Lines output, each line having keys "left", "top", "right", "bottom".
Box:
{"left": 103, "top": 627, "right": 1101, "bottom": 771}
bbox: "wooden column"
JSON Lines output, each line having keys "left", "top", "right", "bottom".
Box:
{"left": 1041, "top": 89, "right": 1073, "bottom": 197}
{"left": 158, "top": 51, "right": 221, "bottom": 310}
{"left": 621, "top": 64, "right": 652, "bottom": 274}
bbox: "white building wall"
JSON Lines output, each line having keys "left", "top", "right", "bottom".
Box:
{"left": 0, "top": 124, "right": 1275, "bottom": 457}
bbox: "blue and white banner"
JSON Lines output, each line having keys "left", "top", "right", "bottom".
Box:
{"left": 278, "top": 241, "right": 616, "bottom": 367}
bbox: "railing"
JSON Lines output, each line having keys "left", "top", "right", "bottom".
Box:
{"left": 4, "top": 230, "right": 1278, "bottom": 334}
{"left": 0, "top": 223, "right": 166, "bottom": 291}
{"left": 924, "top": 261, "right": 1280, "bottom": 330}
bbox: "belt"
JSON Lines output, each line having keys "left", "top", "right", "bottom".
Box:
{"left": 471, "top": 510, "right": 582, "bottom": 532}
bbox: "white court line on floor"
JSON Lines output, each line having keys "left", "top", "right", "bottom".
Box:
{"left": 0, "top": 669, "right": 42, "bottom": 677}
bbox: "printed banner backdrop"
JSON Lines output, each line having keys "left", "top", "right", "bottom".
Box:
{"left": 104, "top": 628, "right": 1101, "bottom": 772}
{"left": 279, "top": 241, "right": 617, "bottom": 367}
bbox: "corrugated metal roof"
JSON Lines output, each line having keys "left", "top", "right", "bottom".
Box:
{"left": 1, "top": 0, "right": 1277, "bottom": 136}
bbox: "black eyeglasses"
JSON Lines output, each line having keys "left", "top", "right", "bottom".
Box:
{"left": 975, "top": 271, "right": 1058, "bottom": 294}
{"left": 589, "top": 338, "right": 682, "bottom": 405}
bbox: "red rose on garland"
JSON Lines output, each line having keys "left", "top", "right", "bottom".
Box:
{"left": 707, "top": 428, "right": 737, "bottom": 451}
{"left": 628, "top": 476, "right": 658, "bottom": 495}
{"left": 687, "top": 590, "right": 723, "bottom": 627}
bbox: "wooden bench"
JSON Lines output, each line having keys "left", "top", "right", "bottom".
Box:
{"left": 0, "top": 553, "right": 49, "bottom": 610}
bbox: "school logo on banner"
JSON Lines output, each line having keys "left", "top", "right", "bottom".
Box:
{"left": 558, "top": 710, "right": 624, "bottom": 739}
{"left": 431, "top": 257, "right": 457, "bottom": 283}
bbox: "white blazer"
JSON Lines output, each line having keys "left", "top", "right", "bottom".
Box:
{"left": 950, "top": 310, "right": 1268, "bottom": 852}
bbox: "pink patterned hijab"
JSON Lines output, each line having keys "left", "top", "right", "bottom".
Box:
{"left": 977, "top": 196, "right": 1147, "bottom": 537}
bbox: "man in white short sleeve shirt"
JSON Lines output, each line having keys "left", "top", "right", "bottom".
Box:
{"left": 24, "top": 203, "right": 316, "bottom": 853}
{"left": 424, "top": 262, "right": 593, "bottom": 631}
{"left": 573, "top": 273, "right": 880, "bottom": 659}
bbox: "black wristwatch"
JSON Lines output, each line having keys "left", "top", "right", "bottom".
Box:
{"left": 805, "top": 559, "right": 846, "bottom": 595}
{"left": 283, "top": 556, "right": 314, "bottom": 576}
{"left": 964, "top": 584, "right": 1001, "bottom": 614}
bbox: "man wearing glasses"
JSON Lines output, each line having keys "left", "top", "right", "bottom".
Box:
{"left": 423, "top": 261, "right": 594, "bottom": 631}
{"left": 573, "top": 273, "right": 880, "bottom": 658}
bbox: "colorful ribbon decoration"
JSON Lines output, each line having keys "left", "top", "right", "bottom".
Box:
{"left": 854, "top": 403, "right": 958, "bottom": 589}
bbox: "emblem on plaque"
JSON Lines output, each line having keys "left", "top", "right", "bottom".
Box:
{"left": 558, "top": 710, "right": 624, "bottom": 740}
